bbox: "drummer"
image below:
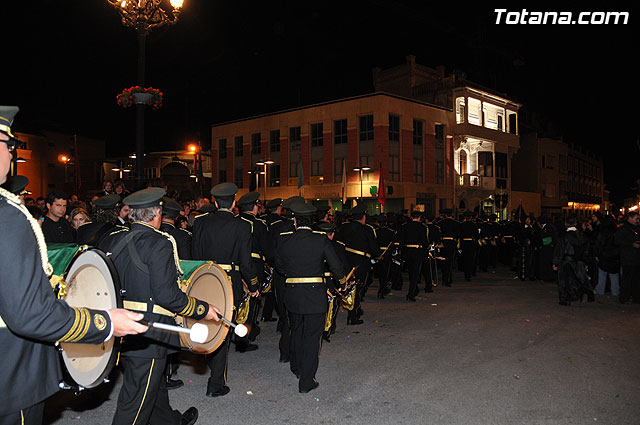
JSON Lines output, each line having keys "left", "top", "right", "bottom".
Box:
{"left": 76, "top": 193, "right": 121, "bottom": 246}
{"left": 99, "top": 187, "right": 221, "bottom": 425}
{"left": 0, "top": 105, "right": 149, "bottom": 425}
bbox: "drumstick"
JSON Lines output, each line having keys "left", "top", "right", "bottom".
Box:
{"left": 217, "top": 314, "right": 248, "bottom": 337}
{"left": 138, "top": 320, "right": 209, "bottom": 344}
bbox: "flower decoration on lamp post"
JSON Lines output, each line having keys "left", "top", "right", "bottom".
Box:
{"left": 117, "top": 86, "right": 163, "bottom": 110}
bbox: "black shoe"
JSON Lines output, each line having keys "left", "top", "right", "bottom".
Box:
{"left": 181, "top": 407, "right": 198, "bottom": 425}
{"left": 346, "top": 318, "right": 363, "bottom": 325}
{"left": 299, "top": 381, "right": 319, "bottom": 393}
{"left": 322, "top": 333, "right": 331, "bottom": 342}
{"left": 261, "top": 317, "right": 278, "bottom": 322}
{"left": 206, "top": 385, "right": 230, "bottom": 398}
{"left": 166, "top": 378, "right": 184, "bottom": 390}
{"left": 235, "top": 343, "right": 259, "bottom": 353}
{"left": 279, "top": 354, "right": 290, "bottom": 363}
{"left": 406, "top": 295, "right": 416, "bottom": 302}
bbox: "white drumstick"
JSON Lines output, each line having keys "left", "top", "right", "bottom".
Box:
{"left": 217, "top": 314, "right": 248, "bottom": 337}
{"left": 139, "top": 320, "right": 209, "bottom": 344}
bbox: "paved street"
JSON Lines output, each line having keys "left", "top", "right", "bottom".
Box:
{"left": 45, "top": 267, "right": 640, "bottom": 425}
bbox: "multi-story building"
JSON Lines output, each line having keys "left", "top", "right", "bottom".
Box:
{"left": 512, "top": 133, "right": 604, "bottom": 219}
{"left": 374, "top": 55, "right": 521, "bottom": 217}
{"left": 211, "top": 56, "right": 522, "bottom": 217}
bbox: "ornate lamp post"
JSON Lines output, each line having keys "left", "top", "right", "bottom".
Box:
{"left": 107, "top": 0, "right": 184, "bottom": 189}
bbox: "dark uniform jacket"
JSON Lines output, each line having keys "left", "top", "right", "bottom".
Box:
{"left": 160, "top": 221, "right": 192, "bottom": 260}
{"left": 76, "top": 220, "right": 117, "bottom": 247}
{"left": 0, "top": 189, "right": 111, "bottom": 415}
{"left": 274, "top": 227, "right": 345, "bottom": 314}
{"left": 397, "top": 220, "right": 429, "bottom": 260}
{"left": 336, "top": 220, "right": 380, "bottom": 274}
{"left": 238, "top": 212, "right": 270, "bottom": 265}
{"left": 439, "top": 217, "right": 461, "bottom": 240}
{"left": 191, "top": 209, "right": 259, "bottom": 303}
{"left": 42, "top": 215, "right": 76, "bottom": 243}
{"left": 99, "top": 222, "right": 209, "bottom": 358}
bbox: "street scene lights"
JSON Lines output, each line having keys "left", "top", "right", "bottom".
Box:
{"left": 256, "top": 159, "right": 275, "bottom": 200}
{"left": 107, "top": 0, "right": 184, "bottom": 189}
{"left": 353, "top": 165, "right": 371, "bottom": 199}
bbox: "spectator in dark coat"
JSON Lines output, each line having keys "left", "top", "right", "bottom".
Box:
{"left": 553, "top": 216, "right": 593, "bottom": 305}
{"left": 614, "top": 211, "right": 640, "bottom": 303}
{"left": 594, "top": 216, "right": 620, "bottom": 297}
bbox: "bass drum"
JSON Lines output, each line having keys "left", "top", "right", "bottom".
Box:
{"left": 48, "top": 245, "right": 122, "bottom": 389}
{"left": 176, "top": 261, "right": 234, "bottom": 354}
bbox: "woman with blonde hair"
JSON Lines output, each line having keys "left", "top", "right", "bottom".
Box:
{"left": 69, "top": 208, "right": 91, "bottom": 230}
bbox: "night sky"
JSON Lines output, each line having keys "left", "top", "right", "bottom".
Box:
{"left": 3, "top": 1, "right": 638, "bottom": 204}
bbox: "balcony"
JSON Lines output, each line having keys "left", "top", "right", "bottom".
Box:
{"left": 458, "top": 173, "right": 497, "bottom": 190}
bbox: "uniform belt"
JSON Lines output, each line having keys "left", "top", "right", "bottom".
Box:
{"left": 442, "top": 237, "right": 455, "bottom": 240}
{"left": 503, "top": 235, "right": 513, "bottom": 238}
{"left": 345, "top": 247, "right": 371, "bottom": 258}
{"left": 251, "top": 253, "right": 265, "bottom": 261}
{"left": 405, "top": 244, "right": 423, "bottom": 248}
{"left": 123, "top": 300, "right": 174, "bottom": 317}
{"left": 217, "top": 263, "right": 240, "bottom": 272}
{"left": 463, "top": 238, "right": 474, "bottom": 241}
{"left": 286, "top": 277, "right": 325, "bottom": 284}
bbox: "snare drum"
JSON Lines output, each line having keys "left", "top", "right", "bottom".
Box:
{"left": 176, "top": 261, "right": 234, "bottom": 354}
{"left": 46, "top": 244, "right": 121, "bottom": 389}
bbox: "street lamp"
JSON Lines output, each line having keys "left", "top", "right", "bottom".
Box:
{"left": 256, "top": 159, "right": 275, "bottom": 200}
{"left": 59, "top": 154, "right": 71, "bottom": 183}
{"left": 187, "top": 142, "right": 204, "bottom": 194}
{"left": 107, "top": 0, "right": 184, "bottom": 189}
{"left": 353, "top": 165, "right": 371, "bottom": 199}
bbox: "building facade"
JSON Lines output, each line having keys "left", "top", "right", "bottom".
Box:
{"left": 512, "top": 133, "right": 605, "bottom": 219}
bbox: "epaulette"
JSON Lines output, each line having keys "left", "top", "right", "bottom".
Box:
{"left": 179, "top": 228, "right": 192, "bottom": 236}
{"left": 312, "top": 231, "right": 326, "bottom": 235}
{"left": 256, "top": 217, "right": 268, "bottom": 226}
{"left": 240, "top": 215, "right": 254, "bottom": 233}
{"left": 366, "top": 223, "right": 377, "bottom": 238}
{"left": 77, "top": 221, "right": 93, "bottom": 229}
{"left": 194, "top": 212, "right": 209, "bottom": 219}
{"left": 336, "top": 240, "right": 346, "bottom": 246}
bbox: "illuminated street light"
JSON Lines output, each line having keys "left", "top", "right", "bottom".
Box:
{"left": 256, "top": 159, "right": 275, "bottom": 200}
{"left": 353, "top": 165, "right": 372, "bottom": 199}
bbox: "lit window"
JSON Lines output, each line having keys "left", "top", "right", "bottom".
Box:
{"left": 468, "top": 98, "right": 482, "bottom": 126}
{"left": 456, "top": 97, "right": 466, "bottom": 124}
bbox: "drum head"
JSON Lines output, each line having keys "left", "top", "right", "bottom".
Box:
{"left": 60, "top": 249, "right": 121, "bottom": 388}
{"left": 178, "top": 264, "right": 233, "bottom": 354}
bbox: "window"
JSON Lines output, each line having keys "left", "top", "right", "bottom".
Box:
{"left": 359, "top": 115, "right": 374, "bottom": 141}
{"left": 389, "top": 114, "right": 400, "bottom": 141}
{"left": 436, "top": 160, "right": 444, "bottom": 184}
{"left": 468, "top": 97, "right": 482, "bottom": 126}
{"left": 543, "top": 183, "right": 556, "bottom": 198}
{"left": 289, "top": 161, "right": 298, "bottom": 178}
{"left": 251, "top": 133, "right": 261, "bottom": 154}
{"left": 495, "top": 152, "right": 508, "bottom": 178}
{"left": 311, "top": 123, "right": 323, "bottom": 147}
{"left": 234, "top": 136, "right": 243, "bottom": 157}
{"left": 483, "top": 103, "right": 505, "bottom": 131}
{"left": 456, "top": 97, "right": 466, "bottom": 124}
{"left": 435, "top": 124, "right": 445, "bottom": 144}
{"left": 478, "top": 152, "right": 493, "bottom": 177}
{"left": 334, "top": 119, "right": 348, "bottom": 144}
{"left": 234, "top": 168, "right": 243, "bottom": 188}
{"left": 311, "top": 160, "right": 322, "bottom": 176}
{"left": 218, "top": 169, "right": 227, "bottom": 182}
{"left": 413, "top": 119, "right": 423, "bottom": 145}
{"left": 269, "top": 164, "right": 280, "bottom": 187}
{"left": 390, "top": 155, "right": 400, "bottom": 181}
{"left": 507, "top": 111, "right": 517, "bottom": 134}
{"left": 270, "top": 130, "right": 280, "bottom": 153}
{"left": 218, "top": 139, "right": 227, "bottom": 159}
{"left": 413, "top": 158, "right": 423, "bottom": 183}
{"left": 289, "top": 127, "right": 301, "bottom": 150}
{"left": 459, "top": 150, "right": 468, "bottom": 174}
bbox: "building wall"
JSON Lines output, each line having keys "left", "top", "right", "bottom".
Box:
{"left": 211, "top": 93, "right": 454, "bottom": 212}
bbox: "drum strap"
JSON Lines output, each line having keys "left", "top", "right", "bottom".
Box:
{"left": 108, "top": 230, "right": 149, "bottom": 274}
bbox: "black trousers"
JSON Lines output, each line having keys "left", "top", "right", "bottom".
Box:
{"left": 261, "top": 291, "right": 277, "bottom": 319}
{"left": 406, "top": 257, "right": 422, "bottom": 297}
{"left": 461, "top": 241, "right": 476, "bottom": 280}
{"left": 288, "top": 311, "right": 325, "bottom": 391}
{"left": 112, "top": 356, "right": 181, "bottom": 425}
{"left": 206, "top": 320, "right": 232, "bottom": 391}
{"left": 274, "top": 272, "right": 291, "bottom": 361}
{"left": 0, "top": 402, "right": 44, "bottom": 425}
{"left": 441, "top": 240, "right": 457, "bottom": 283}
{"left": 377, "top": 257, "right": 391, "bottom": 294}
{"left": 620, "top": 264, "right": 640, "bottom": 302}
